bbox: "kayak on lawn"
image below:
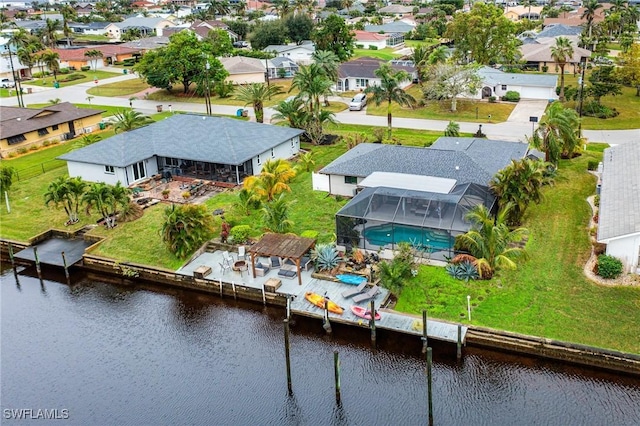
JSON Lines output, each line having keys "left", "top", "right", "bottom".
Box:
{"left": 305, "top": 292, "right": 344, "bottom": 315}
{"left": 351, "top": 305, "right": 381, "bottom": 321}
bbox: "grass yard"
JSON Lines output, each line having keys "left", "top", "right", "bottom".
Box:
{"left": 86, "top": 78, "right": 150, "bottom": 97}
{"left": 366, "top": 85, "right": 515, "bottom": 123}
{"left": 352, "top": 48, "right": 402, "bottom": 61}
{"left": 396, "top": 151, "right": 640, "bottom": 354}
{"left": 26, "top": 69, "right": 121, "bottom": 89}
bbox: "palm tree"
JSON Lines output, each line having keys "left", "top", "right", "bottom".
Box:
{"left": 311, "top": 50, "right": 339, "bottom": 106}
{"left": 490, "top": 158, "right": 550, "bottom": 226}
{"left": 0, "top": 166, "right": 16, "bottom": 194}
{"left": 112, "top": 109, "right": 154, "bottom": 133}
{"left": 60, "top": 5, "right": 75, "bottom": 47}
{"left": 207, "top": 0, "right": 230, "bottom": 18}
{"left": 410, "top": 44, "right": 432, "bottom": 85}
{"left": 83, "top": 182, "right": 114, "bottom": 228}
{"left": 243, "top": 158, "right": 296, "bottom": 202}
{"left": 84, "top": 49, "right": 104, "bottom": 71}
{"left": 45, "top": 176, "right": 87, "bottom": 224}
{"left": 272, "top": 0, "right": 291, "bottom": 18}
{"left": 161, "top": 204, "right": 214, "bottom": 258}
{"left": 581, "top": 0, "right": 603, "bottom": 40}
{"left": 261, "top": 193, "right": 294, "bottom": 233}
{"left": 290, "top": 64, "right": 333, "bottom": 115}
{"left": 550, "top": 37, "right": 574, "bottom": 101}
{"left": 72, "top": 134, "right": 101, "bottom": 150}
{"left": 271, "top": 96, "right": 308, "bottom": 128}
{"left": 40, "top": 49, "right": 60, "bottom": 81}
{"left": 41, "top": 18, "right": 61, "bottom": 48}
{"left": 457, "top": 204, "right": 529, "bottom": 279}
{"left": 365, "top": 63, "right": 416, "bottom": 139}
{"left": 428, "top": 46, "right": 448, "bottom": 65}
{"left": 528, "top": 102, "right": 579, "bottom": 165}
{"left": 444, "top": 121, "right": 460, "bottom": 137}
{"left": 234, "top": 83, "right": 283, "bottom": 123}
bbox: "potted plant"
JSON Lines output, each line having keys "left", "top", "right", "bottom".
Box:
{"left": 162, "top": 189, "right": 170, "bottom": 199}
{"left": 181, "top": 191, "right": 191, "bottom": 200}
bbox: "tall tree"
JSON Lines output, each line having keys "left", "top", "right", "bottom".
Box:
{"left": 312, "top": 14, "right": 355, "bottom": 62}
{"left": 423, "top": 63, "right": 481, "bottom": 112}
{"left": 44, "top": 176, "right": 87, "bottom": 225}
{"left": 588, "top": 65, "right": 622, "bottom": 105}
{"left": 243, "top": 158, "right": 296, "bottom": 202}
{"left": 364, "top": 63, "right": 416, "bottom": 139}
{"left": 206, "top": 0, "right": 230, "bottom": 18}
{"left": 234, "top": 83, "right": 283, "bottom": 123}
{"left": 445, "top": 2, "right": 521, "bottom": 65}
{"left": 40, "top": 18, "right": 61, "bottom": 48}
{"left": 84, "top": 49, "right": 104, "bottom": 71}
{"left": 161, "top": 204, "right": 215, "bottom": 258}
{"left": 247, "top": 20, "right": 287, "bottom": 51}
{"left": 457, "top": 204, "right": 529, "bottom": 279}
{"left": 261, "top": 193, "right": 294, "bottom": 233}
{"left": 410, "top": 44, "right": 432, "bottom": 85}
{"left": 112, "top": 110, "right": 154, "bottom": 133}
{"left": 528, "top": 102, "right": 579, "bottom": 165}
{"left": 581, "top": 0, "right": 603, "bottom": 40}
{"left": 550, "top": 37, "right": 574, "bottom": 101}
{"left": 616, "top": 43, "right": 640, "bottom": 96}
{"left": 40, "top": 49, "right": 60, "bottom": 80}
{"left": 285, "top": 13, "right": 314, "bottom": 43}
{"left": 311, "top": 50, "right": 339, "bottom": 106}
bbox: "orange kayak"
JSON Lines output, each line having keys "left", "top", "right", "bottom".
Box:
{"left": 305, "top": 292, "right": 344, "bottom": 315}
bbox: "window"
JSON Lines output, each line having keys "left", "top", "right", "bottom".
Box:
{"left": 501, "top": 84, "right": 507, "bottom": 91}
{"left": 7, "top": 134, "right": 26, "bottom": 145}
{"left": 271, "top": 148, "right": 275, "bottom": 158}
{"left": 355, "top": 79, "right": 369, "bottom": 88}
{"left": 52, "top": 124, "right": 59, "bottom": 130}
{"left": 38, "top": 128, "right": 49, "bottom": 136}
{"left": 132, "top": 161, "right": 146, "bottom": 181}
{"left": 165, "top": 157, "right": 179, "bottom": 166}
{"left": 344, "top": 176, "right": 357, "bottom": 184}
{"left": 105, "top": 165, "right": 115, "bottom": 174}
{"left": 257, "top": 154, "right": 261, "bottom": 165}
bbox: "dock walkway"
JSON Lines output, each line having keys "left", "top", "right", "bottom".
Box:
{"left": 178, "top": 250, "right": 467, "bottom": 344}
{"left": 14, "top": 237, "right": 93, "bottom": 267}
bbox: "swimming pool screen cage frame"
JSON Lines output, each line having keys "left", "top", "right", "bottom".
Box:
{"left": 335, "top": 184, "right": 496, "bottom": 261}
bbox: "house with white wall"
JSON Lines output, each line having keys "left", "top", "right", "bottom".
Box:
{"left": 59, "top": 114, "right": 304, "bottom": 186}
{"left": 597, "top": 143, "right": 640, "bottom": 274}
{"left": 105, "top": 17, "right": 174, "bottom": 41}
{"left": 468, "top": 66, "right": 558, "bottom": 100}
{"left": 335, "top": 57, "right": 415, "bottom": 92}
{"left": 264, "top": 43, "right": 315, "bottom": 65}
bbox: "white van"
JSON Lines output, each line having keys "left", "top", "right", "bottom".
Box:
{"left": 349, "top": 93, "right": 367, "bottom": 111}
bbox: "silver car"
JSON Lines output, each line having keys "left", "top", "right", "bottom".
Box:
{"left": 349, "top": 93, "right": 367, "bottom": 111}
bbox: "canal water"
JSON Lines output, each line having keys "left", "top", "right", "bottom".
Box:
{"left": 2, "top": 267, "right": 640, "bottom": 425}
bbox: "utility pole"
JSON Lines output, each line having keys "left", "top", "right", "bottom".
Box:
{"left": 577, "top": 59, "right": 586, "bottom": 138}
{"left": 5, "top": 38, "right": 25, "bottom": 108}
{"left": 205, "top": 60, "right": 212, "bottom": 116}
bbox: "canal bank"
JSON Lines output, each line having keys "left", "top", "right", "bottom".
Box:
{"left": 2, "top": 232, "right": 640, "bottom": 376}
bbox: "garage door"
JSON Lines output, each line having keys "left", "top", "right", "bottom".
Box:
{"left": 519, "top": 86, "right": 548, "bottom": 100}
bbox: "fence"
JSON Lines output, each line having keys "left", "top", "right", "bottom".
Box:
{"left": 14, "top": 159, "right": 66, "bottom": 181}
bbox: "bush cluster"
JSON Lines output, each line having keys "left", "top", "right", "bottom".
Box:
{"left": 502, "top": 91, "right": 520, "bottom": 102}
{"left": 597, "top": 254, "right": 623, "bottom": 279}
{"left": 583, "top": 101, "right": 619, "bottom": 119}
{"left": 587, "top": 160, "right": 599, "bottom": 171}
{"left": 230, "top": 225, "right": 251, "bottom": 244}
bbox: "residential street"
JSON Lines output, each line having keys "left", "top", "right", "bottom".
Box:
{"left": 2, "top": 71, "right": 638, "bottom": 145}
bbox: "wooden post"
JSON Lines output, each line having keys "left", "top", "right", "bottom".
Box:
{"left": 421, "top": 310, "right": 428, "bottom": 354}
{"left": 219, "top": 278, "right": 223, "bottom": 298}
{"left": 61, "top": 251, "right": 69, "bottom": 280}
{"left": 456, "top": 324, "right": 462, "bottom": 360}
{"left": 232, "top": 281, "right": 237, "bottom": 300}
{"left": 33, "top": 246, "right": 41, "bottom": 276}
{"left": 369, "top": 300, "right": 376, "bottom": 348}
{"left": 334, "top": 350, "right": 341, "bottom": 404}
{"left": 427, "top": 347, "right": 433, "bottom": 426}
{"left": 284, "top": 319, "right": 292, "bottom": 394}
{"left": 8, "top": 242, "right": 15, "bottom": 268}
{"left": 262, "top": 285, "right": 266, "bottom": 305}
{"left": 323, "top": 296, "right": 332, "bottom": 334}
{"left": 286, "top": 296, "right": 291, "bottom": 320}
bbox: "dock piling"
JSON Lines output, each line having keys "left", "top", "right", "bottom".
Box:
{"left": 61, "top": 251, "right": 69, "bottom": 280}
{"left": 369, "top": 300, "right": 376, "bottom": 348}
{"left": 286, "top": 296, "right": 291, "bottom": 320}
{"left": 284, "top": 319, "right": 292, "bottom": 394}
{"left": 334, "top": 350, "right": 341, "bottom": 404}
{"left": 421, "top": 310, "right": 428, "bottom": 354}
{"left": 8, "top": 242, "right": 15, "bottom": 269}
{"left": 33, "top": 246, "right": 41, "bottom": 277}
{"left": 232, "top": 281, "right": 237, "bottom": 300}
{"left": 457, "top": 325, "right": 462, "bottom": 360}
{"left": 219, "top": 278, "right": 223, "bottom": 298}
{"left": 262, "top": 285, "right": 266, "bottom": 305}
{"left": 323, "top": 296, "right": 332, "bottom": 334}
{"left": 427, "top": 347, "right": 433, "bottom": 426}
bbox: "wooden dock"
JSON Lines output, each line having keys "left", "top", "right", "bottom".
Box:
{"left": 179, "top": 250, "right": 468, "bottom": 344}
{"left": 14, "top": 237, "right": 93, "bottom": 267}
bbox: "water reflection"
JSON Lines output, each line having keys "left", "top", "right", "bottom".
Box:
{"left": 2, "top": 269, "right": 639, "bottom": 426}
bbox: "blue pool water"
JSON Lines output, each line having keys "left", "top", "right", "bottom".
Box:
{"left": 364, "top": 224, "right": 452, "bottom": 250}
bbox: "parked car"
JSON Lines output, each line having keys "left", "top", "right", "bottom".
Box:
{"left": 1, "top": 78, "right": 16, "bottom": 88}
{"left": 233, "top": 41, "right": 249, "bottom": 48}
{"left": 349, "top": 93, "right": 367, "bottom": 111}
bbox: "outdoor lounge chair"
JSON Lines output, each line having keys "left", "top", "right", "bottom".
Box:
{"left": 341, "top": 281, "right": 369, "bottom": 299}
{"left": 283, "top": 256, "right": 313, "bottom": 271}
{"left": 353, "top": 285, "right": 380, "bottom": 303}
{"left": 219, "top": 262, "right": 231, "bottom": 274}
{"left": 237, "top": 246, "right": 246, "bottom": 261}
{"left": 255, "top": 262, "right": 270, "bottom": 277}
{"left": 270, "top": 256, "right": 282, "bottom": 269}
{"left": 222, "top": 251, "right": 234, "bottom": 266}
{"left": 277, "top": 269, "right": 297, "bottom": 279}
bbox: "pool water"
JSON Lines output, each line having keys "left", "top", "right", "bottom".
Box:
{"left": 364, "top": 224, "right": 452, "bottom": 250}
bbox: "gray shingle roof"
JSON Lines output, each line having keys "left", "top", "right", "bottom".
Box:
{"left": 59, "top": 115, "right": 304, "bottom": 168}
{"left": 339, "top": 57, "right": 415, "bottom": 79}
{"left": 597, "top": 143, "right": 640, "bottom": 241}
{"left": 477, "top": 66, "right": 558, "bottom": 88}
{"left": 0, "top": 103, "right": 104, "bottom": 139}
{"left": 319, "top": 138, "right": 530, "bottom": 186}
{"left": 364, "top": 22, "right": 414, "bottom": 34}
{"left": 536, "top": 24, "right": 583, "bottom": 38}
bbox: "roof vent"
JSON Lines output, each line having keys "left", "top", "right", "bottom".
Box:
{"left": 17, "top": 118, "right": 21, "bottom": 121}
{"left": 455, "top": 166, "right": 460, "bottom": 170}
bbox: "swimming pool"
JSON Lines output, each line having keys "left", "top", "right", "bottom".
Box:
{"left": 363, "top": 224, "right": 452, "bottom": 251}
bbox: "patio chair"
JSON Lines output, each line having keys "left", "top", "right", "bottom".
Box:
{"left": 270, "top": 256, "right": 282, "bottom": 269}
{"left": 222, "top": 251, "right": 234, "bottom": 266}
{"left": 278, "top": 269, "right": 297, "bottom": 280}
{"left": 255, "top": 262, "right": 270, "bottom": 277}
{"left": 237, "top": 246, "right": 246, "bottom": 261}
{"left": 353, "top": 285, "right": 380, "bottom": 303}
{"left": 341, "top": 281, "right": 369, "bottom": 299}
{"left": 219, "top": 262, "right": 231, "bottom": 274}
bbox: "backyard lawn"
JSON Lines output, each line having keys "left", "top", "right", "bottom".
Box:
{"left": 25, "top": 69, "right": 121, "bottom": 89}
{"left": 86, "top": 78, "right": 150, "bottom": 97}
{"left": 352, "top": 48, "right": 402, "bottom": 61}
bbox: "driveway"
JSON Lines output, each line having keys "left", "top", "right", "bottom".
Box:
{"left": 506, "top": 99, "right": 549, "bottom": 123}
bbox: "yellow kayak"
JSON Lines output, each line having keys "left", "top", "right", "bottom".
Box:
{"left": 305, "top": 292, "right": 344, "bottom": 315}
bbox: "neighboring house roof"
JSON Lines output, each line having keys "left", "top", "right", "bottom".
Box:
{"left": 320, "top": 138, "right": 529, "bottom": 186}
{"left": 379, "top": 4, "right": 413, "bottom": 14}
{"left": 116, "top": 17, "right": 173, "bottom": 30}
{"left": 520, "top": 41, "right": 591, "bottom": 63}
{"left": 543, "top": 5, "right": 609, "bottom": 27}
{"left": 220, "top": 56, "right": 265, "bottom": 74}
{"left": 505, "top": 5, "right": 543, "bottom": 17}
{"left": 59, "top": 115, "right": 304, "bottom": 168}
{"left": 354, "top": 30, "right": 387, "bottom": 42}
{"left": 338, "top": 57, "right": 415, "bottom": 79}
{"left": 50, "top": 45, "right": 142, "bottom": 61}
{"left": 364, "top": 21, "right": 415, "bottom": 34}
{"left": 270, "top": 56, "right": 299, "bottom": 69}
{"left": 68, "top": 22, "right": 110, "bottom": 31}
{"left": 0, "top": 103, "right": 104, "bottom": 140}
{"left": 536, "top": 24, "right": 583, "bottom": 38}
{"left": 477, "top": 66, "right": 558, "bottom": 88}
{"left": 597, "top": 143, "right": 640, "bottom": 242}
{"left": 264, "top": 44, "right": 315, "bottom": 54}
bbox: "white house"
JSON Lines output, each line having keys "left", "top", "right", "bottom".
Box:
{"left": 59, "top": 115, "right": 304, "bottom": 186}
{"left": 354, "top": 30, "right": 388, "bottom": 50}
{"left": 264, "top": 43, "right": 315, "bottom": 65}
{"left": 105, "top": 17, "right": 174, "bottom": 41}
{"left": 597, "top": 143, "right": 640, "bottom": 274}
{"left": 469, "top": 66, "right": 558, "bottom": 100}
{"left": 335, "top": 57, "right": 415, "bottom": 92}
{"left": 219, "top": 56, "right": 266, "bottom": 84}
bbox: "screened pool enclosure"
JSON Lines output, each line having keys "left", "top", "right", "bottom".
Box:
{"left": 335, "top": 184, "right": 497, "bottom": 261}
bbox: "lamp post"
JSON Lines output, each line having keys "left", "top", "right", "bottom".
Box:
{"left": 205, "top": 59, "right": 212, "bottom": 116}
{"left": 577, "top": 59, "right": 586, "bottom": 138}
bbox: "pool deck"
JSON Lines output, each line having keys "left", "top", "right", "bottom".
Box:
{"left": 178, "top": 251, "right": 467, "bottom": 344}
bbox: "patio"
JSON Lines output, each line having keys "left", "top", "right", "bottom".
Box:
{"left": 130, "top": 175, "right": 231, "bottom": 205}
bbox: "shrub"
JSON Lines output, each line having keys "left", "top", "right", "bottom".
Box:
{"left": 372, "top": 128, "right": 385, "bottom": 143}
{"left": 542, "top": 65, "right": 548, "bottom": 72}
{"left": 488, "top": 96, "right": 497, "bottom": 103}
{"left": 355, "top": 44, "right": 364, "bottom": 48}
{"left": 583, "top": 101, "right": 619, "bottom": 119}
{"left": 8, "top": 152, "right": 17, "bottom": 158}
{"left": 446, "top": 261, "right": 479, "bottom": 282}
{"left": 311, "top": 243, "right": 342, "bottom": 272}
{"left": 502, "top": 91, "right": 520, "bottom": 102}
{"left": 587, "top": 160, "right": 599, "bottom": 171}
{"left": 594, "top": 194, "right": 600, "bottom": 207}
{"left": 29, "top": 145, "right": 39, "bottom": 151}
{"left": 597, "top": 254, "right": 623, "bottom": 279}
{"left": 59, "top": 67, "right": 70, "bottom": 74}
{"left": 17, "top": 147, "right": 28, "bottom": 154}
{"left": 81, "top": 66, "right": 91, "bottom": 71}
{"left": 300, "top": 230, "right": 319, "bottom": 239}
{"left": 593, "top": 242, "right": 607, "bottom": 256}
{"left": 368, "top": 45, "right": 378, "bottom": 50}
{"left": 230, "top": 225, "right": 251, "bottom": 244}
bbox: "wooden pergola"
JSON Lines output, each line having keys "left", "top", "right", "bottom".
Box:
{"left": 249, "top": 233, "right": 316, "bottom": 286}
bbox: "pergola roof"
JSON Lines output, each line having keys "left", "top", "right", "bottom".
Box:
{"left": 248, "top": 233, "right": 316, "bottom": 285}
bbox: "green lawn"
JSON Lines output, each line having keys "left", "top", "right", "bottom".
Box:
{"left": 366, "top": 85, "right": 515, "bottom": 123}
{"left": 396, "top": 151, "right": 640, "bottom": 354}
{"left": 26, "top": 69, "right": 121, "bottom": 89}
{"left": 86, "top": 78, "right": 151, "bottom": 97}
{"left": 352, "top": 48, "right": 402, "bottom": 61}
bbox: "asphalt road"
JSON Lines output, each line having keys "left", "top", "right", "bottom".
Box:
{"left": 2, "top": 71, "right": 638, "bottom": 145}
